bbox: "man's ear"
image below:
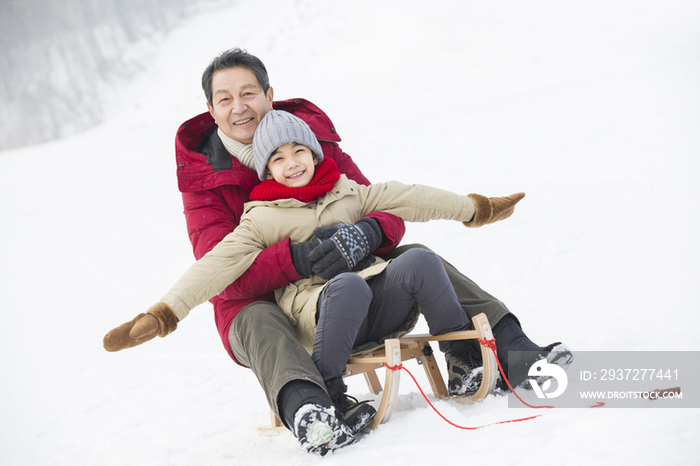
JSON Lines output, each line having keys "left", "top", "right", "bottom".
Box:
{"left": 206, "top": 101, "right": 215, "bottom": 119}
{"left": 266, "top": 86, "right": 274, "bottom": 107}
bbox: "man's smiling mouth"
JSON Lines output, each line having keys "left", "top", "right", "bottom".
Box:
{"left": 233, "top": 118, "right": 253, "bottom": 126}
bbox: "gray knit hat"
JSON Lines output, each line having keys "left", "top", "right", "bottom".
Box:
{"left": 252, "top": 110, "right": 324, "bottom": 180}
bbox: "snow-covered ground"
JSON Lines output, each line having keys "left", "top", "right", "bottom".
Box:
{"left": 2, "top": 1, "right": 699, "bottom": 464}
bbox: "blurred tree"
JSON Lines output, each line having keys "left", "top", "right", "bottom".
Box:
{"left": 0, "top": 0, "right": 221, "bottom": 151}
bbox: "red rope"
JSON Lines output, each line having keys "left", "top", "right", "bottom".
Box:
{"left": 385, "top": 361, "right": 543, "bottom": 430}
{"left": 383, "top": 336, "right": 604, "bottom": 430}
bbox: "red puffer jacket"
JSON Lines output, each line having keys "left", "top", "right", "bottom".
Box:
{"left": 174, "top": 98, "right": 406, "bottom": 363}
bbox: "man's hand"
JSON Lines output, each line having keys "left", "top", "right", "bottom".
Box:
{"left": 309, "top": 218, "right": 383, "bottom": 279}
{"left": 463, "top": 192, "right": 526, "bottom": 228}
{"left": 103, "top": 302, "right": 178, "bottom": 352}
{"left": 290, "top": 238, "right": 322, "bottom": 277}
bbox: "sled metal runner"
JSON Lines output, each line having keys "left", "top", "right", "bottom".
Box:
{"left": 259, "top": 313, "right": 497, "bottom": 435}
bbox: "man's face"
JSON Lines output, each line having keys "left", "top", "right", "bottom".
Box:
{"left": 206, "top": 67, "right": 274, "bottom": 144}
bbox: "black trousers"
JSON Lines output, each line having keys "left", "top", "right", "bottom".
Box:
{"left": 313, "top": 248, "right": 474, "bottom": 382}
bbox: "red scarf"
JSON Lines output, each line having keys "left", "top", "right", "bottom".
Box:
{"left": 249, "top": 158, "right": 341, "bottom": 203}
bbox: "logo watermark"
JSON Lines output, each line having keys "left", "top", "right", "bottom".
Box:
{"left": 527, "top": 359, "right": 568, "bottom": 399}
{"left": 507, "top": 351, "right": 698, "bottom": 408}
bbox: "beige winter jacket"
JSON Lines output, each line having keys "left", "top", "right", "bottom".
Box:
{"left": 161, "top": 175, "right": 478, "bottom": 353}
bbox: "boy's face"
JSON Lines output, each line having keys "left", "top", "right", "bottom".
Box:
{"left": 207, "top": 66, "right": 274, "bottom": 144}
{"left": 266, "top": 143, "right": 317, "bottom": 187}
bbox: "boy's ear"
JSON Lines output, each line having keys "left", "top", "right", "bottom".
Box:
{"left": 313, "top": 155, "right": 320, "bottom": 165}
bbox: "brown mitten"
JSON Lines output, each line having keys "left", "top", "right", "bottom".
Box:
{"left": 103, "top": 302, "right": 178, "bottom": 352}
{"left": 463, "top": 192, "right": 526, "bottom": 228}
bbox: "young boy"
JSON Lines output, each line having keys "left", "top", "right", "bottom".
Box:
{"left": 104, "top": 110, "right": 559, "bottom": 455}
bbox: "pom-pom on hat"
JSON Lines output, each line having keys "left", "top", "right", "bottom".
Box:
{"left": 252, "top": 110, "right": 324, "bottom": 180}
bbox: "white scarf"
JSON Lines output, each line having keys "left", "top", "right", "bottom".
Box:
{"left": 217, "top": 128, "right": 255, "bottom": 170}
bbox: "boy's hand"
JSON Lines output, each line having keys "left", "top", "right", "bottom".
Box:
{"left": 103, "top": 302, "right": 178, "bottom": 352}
{"left": 463, "top": 192, "right": 526, "bottom": 228}
{"left": 309, "top": 218, "right": 382, "bottom": 279}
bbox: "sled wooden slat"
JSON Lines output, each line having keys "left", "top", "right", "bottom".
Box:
{"left": 259, "top": 312, "right": 496, "bottom": 435}
{"left": 258, "top": 408, "right": 285, "bottom": 436}
{"left": 363, "top": 369, "right": 383, "bottom": 395}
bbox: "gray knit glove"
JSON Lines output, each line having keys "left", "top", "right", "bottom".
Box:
{"left": 309, "top": 218, "right": 383, "bottom": 279}
{"left": 290, "top": 238, "right": 322, "bottom": 277}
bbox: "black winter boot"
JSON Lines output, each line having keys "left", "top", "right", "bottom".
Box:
{"left": 325, "top": 377, "right": 376, "bottom": 434}
{"left": 445, "top": 338, "right": 487, "bottom": 397}
{"left": 492, "top": 314, "right": 573, "bottom": 388}
{"left": 278, "top": 380, "right": 356, "bottom": 456}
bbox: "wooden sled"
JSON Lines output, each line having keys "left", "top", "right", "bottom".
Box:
{"left": 258, "top": 312, "right": 497, "bottom": 436}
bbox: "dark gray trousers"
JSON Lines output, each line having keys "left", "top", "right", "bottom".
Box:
{"left": 382, "top": 244, "right": 513, "bottom": 327}
{"left": 313, "top": 248, "right": 473, "bottom": 382}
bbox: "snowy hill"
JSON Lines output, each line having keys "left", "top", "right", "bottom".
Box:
{"left": 1, "top": 1, "right": 699, "bottom": 464}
